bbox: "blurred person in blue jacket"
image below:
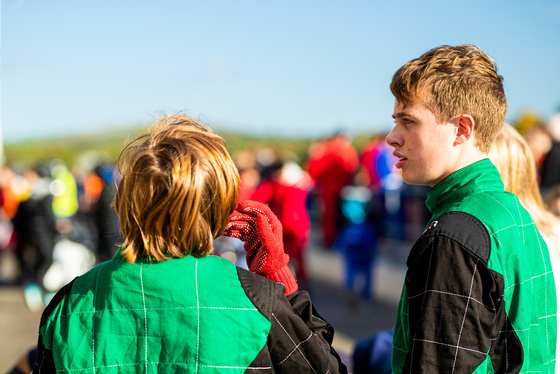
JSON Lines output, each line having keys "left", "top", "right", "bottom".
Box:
{"left": 334, "top": 170, "right": 380, "bottom": 304}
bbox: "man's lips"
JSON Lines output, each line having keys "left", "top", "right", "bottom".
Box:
{"left": 393, "top": 151, "right": 407, "bottom": 168}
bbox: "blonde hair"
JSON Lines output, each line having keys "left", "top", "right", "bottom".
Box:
{"left": 489, "top": 124, "right": 560, "bottom": 243}
{"left": 114, "top": 116, "right": 240, "bottom": 263}
{"left": 391, "top": 44, "right": 507, "bottom": 153}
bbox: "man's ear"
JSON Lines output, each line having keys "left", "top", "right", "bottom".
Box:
{"left": 454, "top": 114, "right": 475, "bottom": 146}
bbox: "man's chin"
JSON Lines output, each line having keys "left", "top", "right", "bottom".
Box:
{"left": 402, "top": 174, "right": 429, "bottom": 187}
{"left": 401, "top": 172, "right": 415, "bottom": 185}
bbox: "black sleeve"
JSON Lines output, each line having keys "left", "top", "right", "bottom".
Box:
{"left": 33, "top": 278, "right": 77, "bottom": 373}
{"left": 402, "top": 212, "right": 507, "bottom": 373}
{"left": 238, "top": 268, "right": 348, "bottom": 373}
{"left": 541, "top": 143, "right": 560, "bottom": 188}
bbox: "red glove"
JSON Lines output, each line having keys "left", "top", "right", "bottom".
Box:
{"left": 224, "top": 200, "right": 298, "bottom": 296}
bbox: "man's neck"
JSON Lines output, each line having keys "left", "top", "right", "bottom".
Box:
{"left": 454, "top": 141, "right": 488, "bottom": 172}
{"left": 429, "top": 147, "right": 488, "bottom": 188}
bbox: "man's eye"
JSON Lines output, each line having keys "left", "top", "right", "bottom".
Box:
{"left": 393, "top": 117, "right": 412, "bottom": 126}
{"left": 401, "top": 118, "right": 414, "bottom": 126}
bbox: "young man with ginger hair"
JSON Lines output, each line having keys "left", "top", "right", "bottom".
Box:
{"left": 387, "top": 44, "right": 557, "bottom": 373}
{"left": 33, "top": 116, "right": 347, "bottom": 373}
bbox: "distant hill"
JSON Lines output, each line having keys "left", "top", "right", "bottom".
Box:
{"left": 3, "top": 126, "right": 376, "bottom": 171}
{"left": 3, "top": 128, "right": 138, "bottom": 170}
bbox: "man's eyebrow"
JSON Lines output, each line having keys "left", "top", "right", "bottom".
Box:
{"left": 392, "top": 112, "right": 409, "bottom": 119}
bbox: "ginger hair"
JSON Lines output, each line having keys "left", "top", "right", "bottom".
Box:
{"left": 114, "top": 116, "right": 240, "bottom": 263}
{"left": 391, "top": 44, "right": 507, "bottom": 153}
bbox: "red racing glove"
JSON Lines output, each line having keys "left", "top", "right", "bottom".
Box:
{"left": 224, "top": 200, "right": 298, "bottom": 296}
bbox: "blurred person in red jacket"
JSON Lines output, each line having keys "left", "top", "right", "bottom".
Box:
{"left": 306, "top": 131, "right": 359, "bottom": 247}
{"left": 252, "top": 158, "right": 314, "bottom": 287}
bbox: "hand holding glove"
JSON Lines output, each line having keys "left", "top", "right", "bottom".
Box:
{"left": 224, "top": 200, "right": 298, "bottom": 295}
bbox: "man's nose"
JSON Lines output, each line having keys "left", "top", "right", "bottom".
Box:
{"left": 386, "top": 128, "right": 400, "bottom": 147}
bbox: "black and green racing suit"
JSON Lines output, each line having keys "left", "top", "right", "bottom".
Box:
{"left": 392, "top": 159, "right": 557, "bottom": 373}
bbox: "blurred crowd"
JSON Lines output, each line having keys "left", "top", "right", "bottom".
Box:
{"left": 0, "top": 159, "right": 121, "bottom": 310}
{"left": 2, "top": 112, "right": 560, "bottom": 313}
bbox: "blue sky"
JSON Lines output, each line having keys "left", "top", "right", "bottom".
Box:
{"left": 2, "top": 0, "right": 560, "bottom": 143}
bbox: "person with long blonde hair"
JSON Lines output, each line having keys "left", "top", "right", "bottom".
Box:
{"left": 489, "top": 124, "right": 560, "bottom": 258}
{"left": 490, "top": 123, "right": 560, "bottom": 372}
